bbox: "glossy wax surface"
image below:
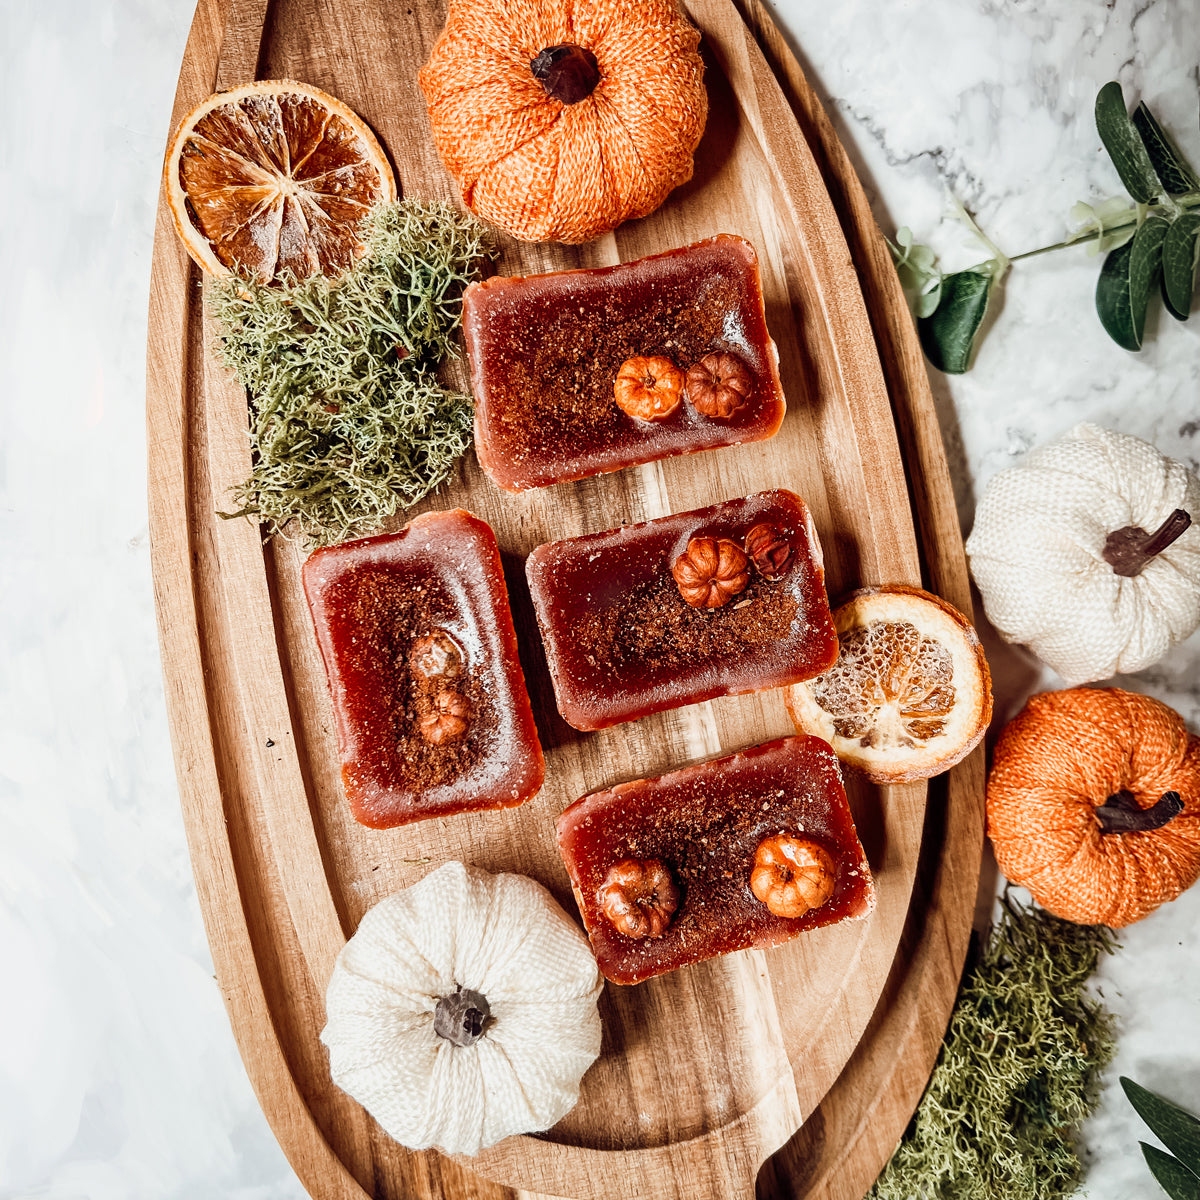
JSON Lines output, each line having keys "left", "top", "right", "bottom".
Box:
{"left": 526, "top": 489, "right": 838, "bottom": 730}
{"left": 558, "top": 735, "right": 875, "bottom": 985}
{"left": 464, "top": 235, "right": 786, "bottom": 491}
{"left": 302, "top": 510, "right": 543, "bottom": 828}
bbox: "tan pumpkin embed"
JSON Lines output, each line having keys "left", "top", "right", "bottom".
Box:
{"left": 988, "top": 688, "right": 1200, "bottom": 927}
{"left": 418, "top": 0, "right": 708, "bottom": 243}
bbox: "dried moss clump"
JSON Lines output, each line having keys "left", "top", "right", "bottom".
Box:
{"left": 869, "top": 894, "right": 1118, "bottom": 1200}
{"left": 210, "top": 200, "right": 494, "bottom": 545}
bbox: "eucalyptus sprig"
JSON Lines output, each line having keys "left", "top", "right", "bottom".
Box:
{"left": 892, "top": 82, "right": 1200, "bottom": 373}
{"left": 1121, "top": 1077, "right": 1200, "bottom": 1200}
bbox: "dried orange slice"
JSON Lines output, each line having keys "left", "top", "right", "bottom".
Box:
{"left": 164, "top": 80, "right": 396, "bottom": 283}
{"left": 786, "top": 585, "right": 991, "bottom": 783}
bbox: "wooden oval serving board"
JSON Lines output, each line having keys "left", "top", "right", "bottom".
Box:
{"left": 145, "top": 0, "right": 986, "bottom": 1196}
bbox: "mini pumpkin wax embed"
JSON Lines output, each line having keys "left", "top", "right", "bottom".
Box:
{"left": 418, "top": 0, "right": 707, "bottom": 243}
{"left": 302, "top": 510, "right": 544, "bottom": 828}
{"left": 988, "top": 688, "right": 1200, "bottom": 927}
{"left": 465, "top": 236, "right": 786, "bottom": 493}
{"left": 558, "top": 736, "right": 875, "bottom": 985}
{"left": 527, "top": 490, "right": 837, "bottom": 731}
{"left": 322, "top": 862, "right": 603, "bottom": 1155}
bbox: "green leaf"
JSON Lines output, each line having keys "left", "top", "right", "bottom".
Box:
{"left": 1132, "top": 103, "right": 1200, "bottom": 195}
{"left": 889, "top": 229, "right": 944, "bottom": 319}
{"left": 1095, "top": 216, "right": 1170, "bottom": 349}
{"left": 1141, "top": 1145, "right": 1200, "bottom": 1200}
{"left": 1123, "top": 1078, "right": 1200, "bottom": 1177}
{"left": 918, "top": 269, "right": 995, "bottom": 373}
{"left": 1096, "top": 81, "right": 1164, "bottom": 203}
{"left": 1161, "top": 212, "right": 1200, "bottom": 320}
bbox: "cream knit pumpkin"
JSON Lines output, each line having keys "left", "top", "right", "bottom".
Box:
{"left": 321, "top": 861, "right": 603, "bottom": 1156}
{"left": 966, "top": 423, "right": 1200, "bottom": 684}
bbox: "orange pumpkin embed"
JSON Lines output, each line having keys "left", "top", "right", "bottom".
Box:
{"left": 987, "top": 687, "right": 1200, "bottom": 927}
{"left": 418, "top": 0, "right": 707, "bottom": 243}
{"left": 597, "top": 859, "right": 680, "bottom": 939}
{"left": 671, "top": 536, "right": 750, "bottom": 608}
{"left": 750, "top": 836, "right": 837, "bottom": 918}
{"left": 613, "top": 356, "right": 685, "bottom": 423}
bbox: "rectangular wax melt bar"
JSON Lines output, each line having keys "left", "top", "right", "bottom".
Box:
{"left": 525, "top": 489, "right": 838, "bottom": 731}
{"left": 558, "top": 736, "right": 875, "bottom": 985}
{"left": 464, "top": 235, "right": 786, "bottom": 491}
{"left": 302, "top": 509, "right": 544, "bottom": 829}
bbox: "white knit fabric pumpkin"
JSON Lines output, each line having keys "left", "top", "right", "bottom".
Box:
{"left": 321, "top": 861, "right": 603, "bottom": 1156}
{"left": 966, "top": 423, "right": 1200, "bottom": 684}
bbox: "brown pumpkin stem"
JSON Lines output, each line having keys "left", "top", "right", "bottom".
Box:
{"left": 530, "top": 44, "right": 601, "bottom": 104}
{"left": 1094, "top": 789, "right": 1184, "bottom": 834}
{"left": 434, "top": 986, "right": 491, "bottom": 1047}
{"left": 1102, "top": 509, "right": 1191, "bottom": 578}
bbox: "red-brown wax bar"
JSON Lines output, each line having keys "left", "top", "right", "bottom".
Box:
{"left": 302, "top": 510, "right": 544, "bottom": 829}
{"left": 525, "top": 490, "right": 838, "bottom": 731}
{"left": 464, "top": 235, "right": 786, "bottom": 492}
{"left": 557, "top": 736, "right": 875, "bottom": 985}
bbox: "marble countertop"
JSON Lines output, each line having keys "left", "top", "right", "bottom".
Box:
{"left": 2, "top": 0, "right": 1197, "bottom": 1195}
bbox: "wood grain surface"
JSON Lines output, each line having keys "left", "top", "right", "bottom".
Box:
{"left": 145, "top": 0, "right": 986, "bottom": 1196}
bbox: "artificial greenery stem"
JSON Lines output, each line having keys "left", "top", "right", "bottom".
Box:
{"left": 896, "top": 82, "right": 1200, "bottom": 370}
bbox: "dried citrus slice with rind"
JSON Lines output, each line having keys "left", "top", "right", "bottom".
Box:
{"left": 786, "top": 585, "right": 991, "bottom": 783}
{"left": 164, "top": 79, "right": 396, "bottom": 283}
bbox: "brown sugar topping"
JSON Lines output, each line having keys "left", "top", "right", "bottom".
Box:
{"left": 575, "top": 572, "right": 799, "bottom": 674}
{"left": 327, "top": 566, "right": 489, "bottom": 791}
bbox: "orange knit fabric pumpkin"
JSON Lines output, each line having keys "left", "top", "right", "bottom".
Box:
{"left": 988, "top": 687, "right": 1200, "bottom": 927}
{"left": 418, "top": 0, "right": 707, "bottom": 244}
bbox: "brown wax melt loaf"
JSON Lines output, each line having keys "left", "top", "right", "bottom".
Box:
{"left": 525, "top": 489, "right": 838, "bottom": 730}
{"left": 464, "top": 235, "right": 786, "bottom": 491}
{"left": 557, "top": 736, "right": 875, "bottom": 985}
{"left": 302, "top": 510, "right": 543, "bottom": 829}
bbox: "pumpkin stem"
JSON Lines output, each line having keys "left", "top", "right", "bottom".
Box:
{"left": 530, "top": 44, "right": 601, "bottom": 104}
{"left": 1094, "top": 789, "right": 1183, "bottom": 834}
{"left": 434, "top": 986, "right": 492, "bottom": 1047}
{"left": 1102, "top": 509, "right": 1191, "bottom": 578}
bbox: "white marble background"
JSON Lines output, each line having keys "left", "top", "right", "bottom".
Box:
{"left": 2, "top": 0, "right": 1197, "bottom": 1196}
